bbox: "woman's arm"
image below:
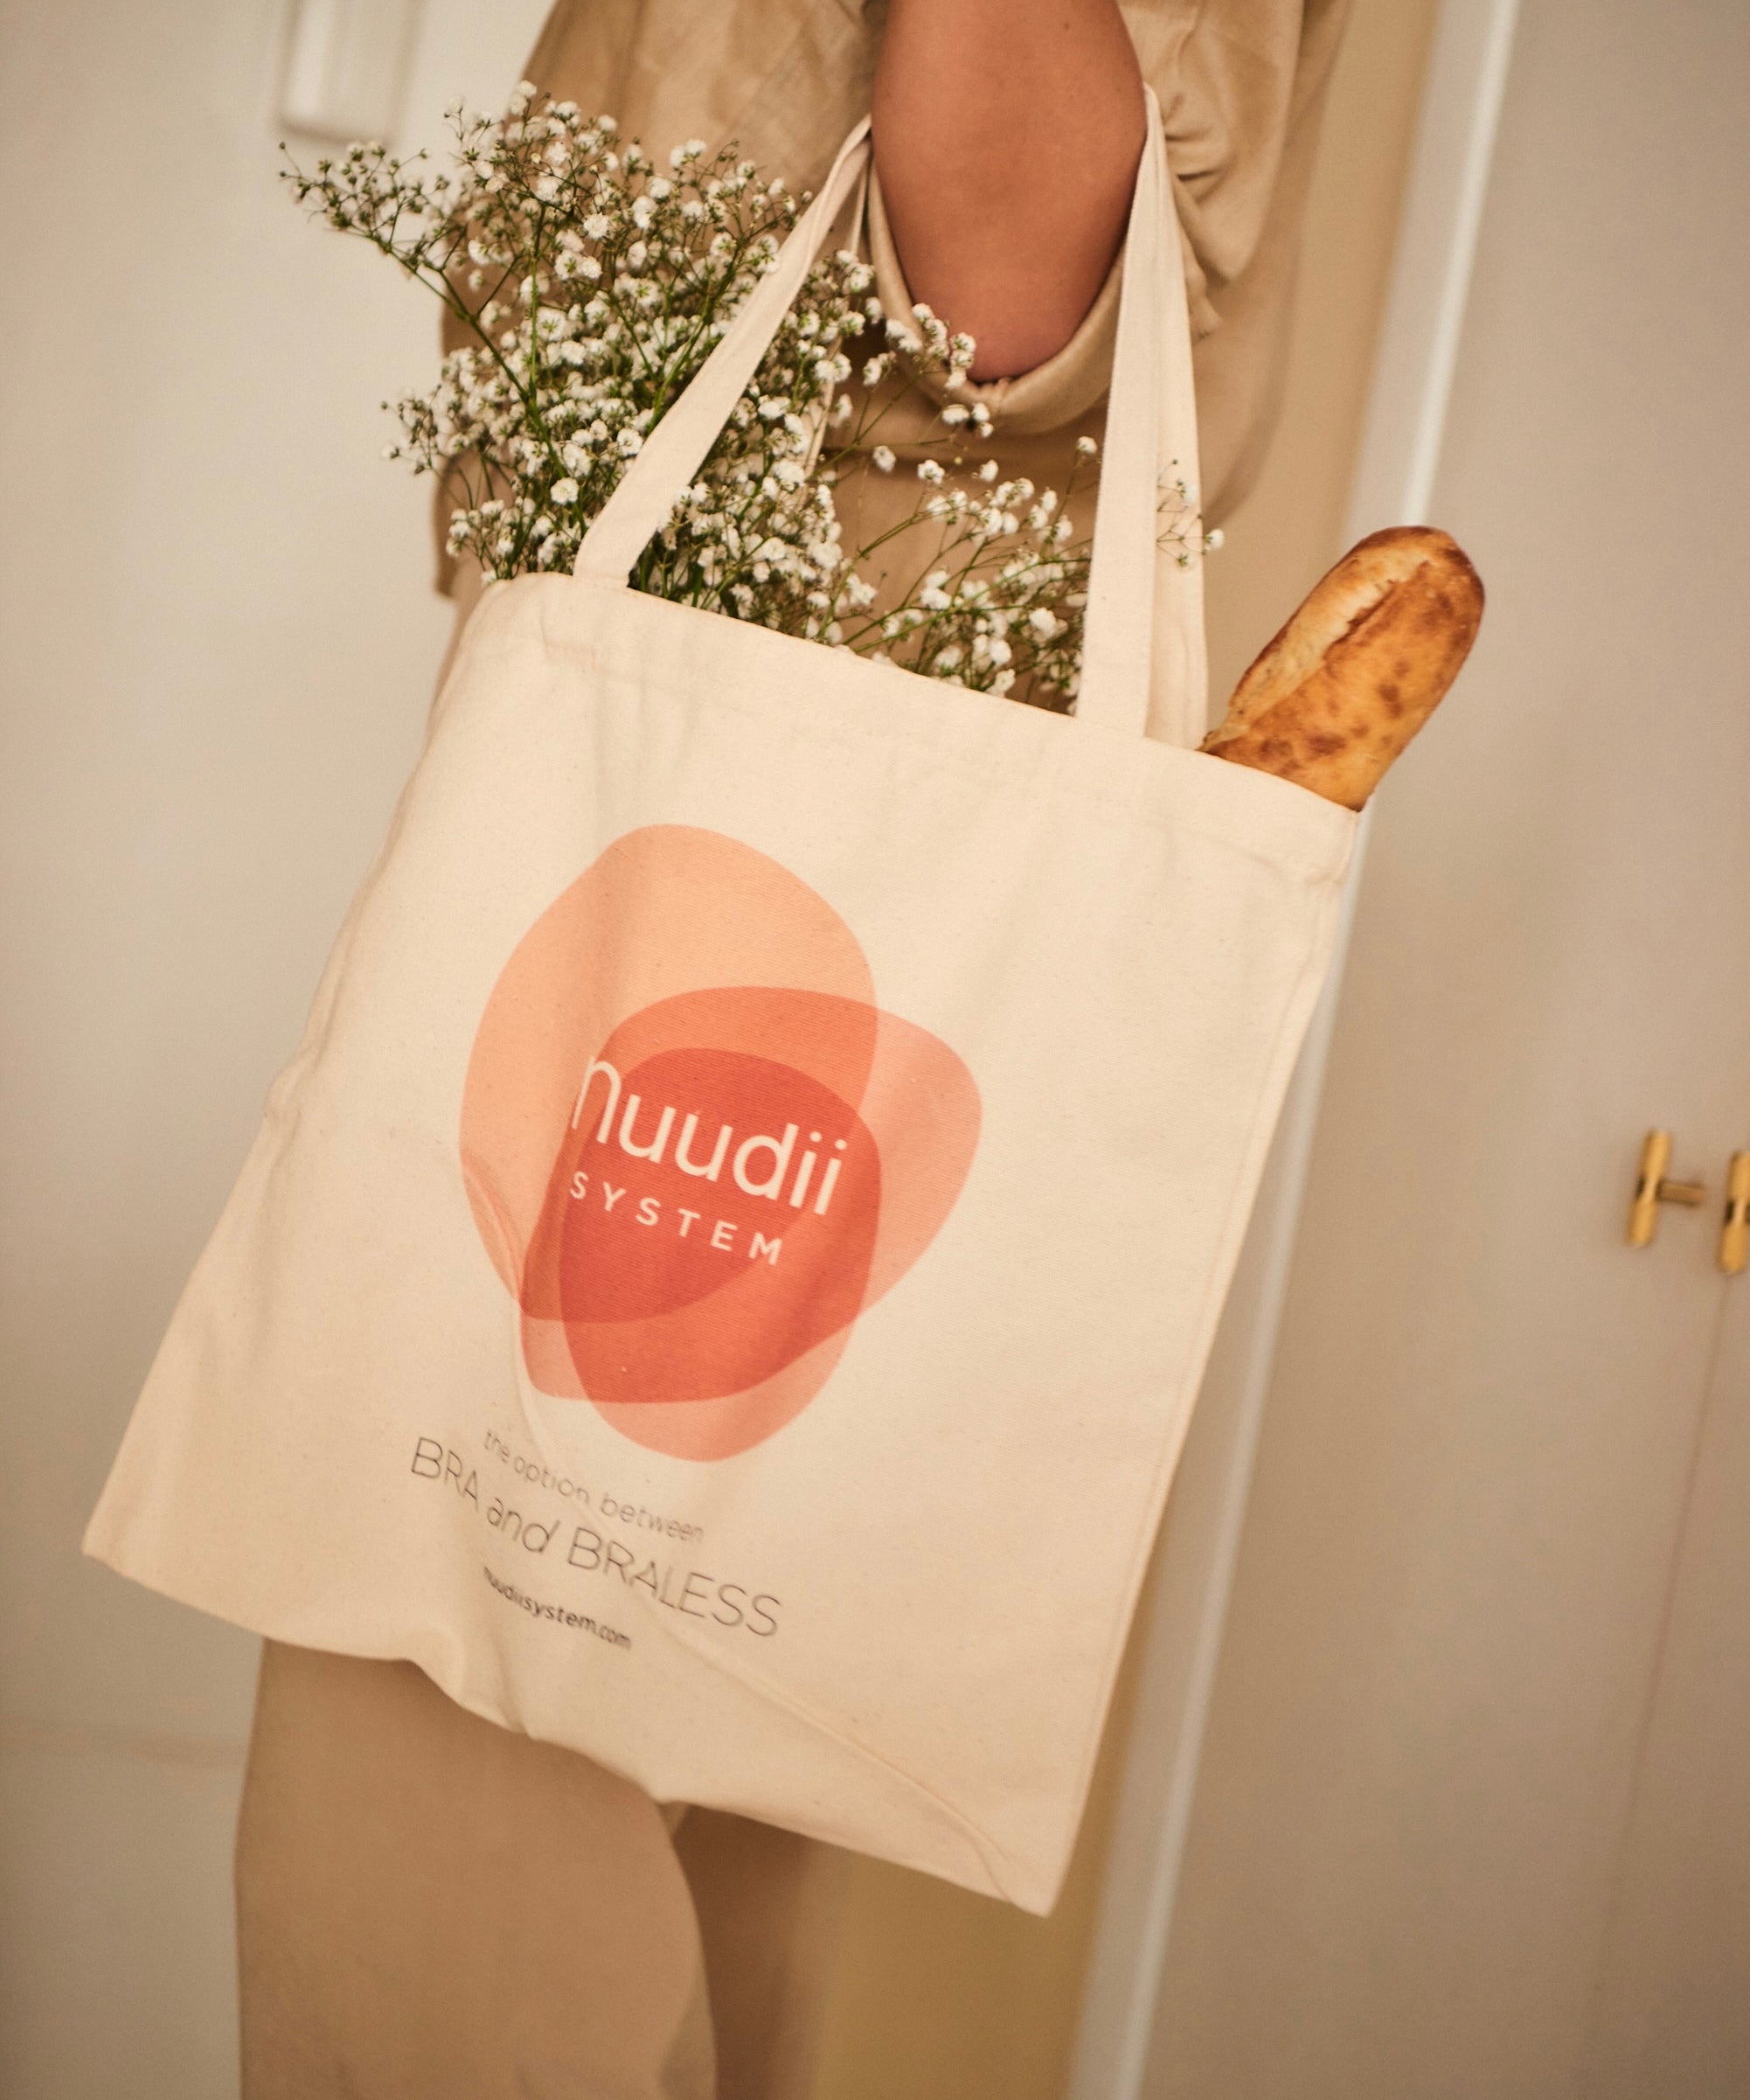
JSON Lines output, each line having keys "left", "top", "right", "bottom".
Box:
{"left": 871, "top": 0, "right": 1147, "bottom": 381}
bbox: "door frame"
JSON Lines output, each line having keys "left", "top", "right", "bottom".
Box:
{"left": 1066, "top": 3, "right": 1523, "bottom": 2090}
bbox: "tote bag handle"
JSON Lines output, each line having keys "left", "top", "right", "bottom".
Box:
{"left": 572, "top": 89, "right": 1207, "bottom": 748}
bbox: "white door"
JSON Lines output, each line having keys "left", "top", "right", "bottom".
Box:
{"left": 1136, "top": 0, "right": 1750, "bottom": 2091}
{"left": 1584, "top": 1273, "right": 1750, "bottom": 2095}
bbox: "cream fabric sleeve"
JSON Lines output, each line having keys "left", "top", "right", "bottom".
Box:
{"left": 863, "top": 0, "right": 1350, "bottom": 517}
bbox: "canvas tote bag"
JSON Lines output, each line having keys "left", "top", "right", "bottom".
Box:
{"left": 86, "top": 100, "right": 1356, "bottom": 1913}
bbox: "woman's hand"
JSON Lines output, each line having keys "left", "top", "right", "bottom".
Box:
{"left": 871, "top": 0, "right": 1147, "bottom": 381}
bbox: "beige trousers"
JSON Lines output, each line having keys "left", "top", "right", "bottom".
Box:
{"left": 235, "top": 1641, "right": 850, "bottom": 2099}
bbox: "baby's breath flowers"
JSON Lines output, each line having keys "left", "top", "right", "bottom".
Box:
{"left": 286, "top": 85, "right": 1207, "bottom": 707}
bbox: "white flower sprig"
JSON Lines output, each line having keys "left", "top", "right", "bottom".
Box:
{"left": 286, "top": 86, "right": 1210, "bottom": 706}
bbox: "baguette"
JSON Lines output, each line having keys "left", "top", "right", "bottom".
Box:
{"left": 1202, "top": 525, "right": 1483, "bottom": 809}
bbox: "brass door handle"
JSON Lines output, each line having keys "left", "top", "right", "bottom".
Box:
{"left": 1721, "top": 1152, "right": 1750, "bottom": 1276}
{"left": 1626, "top": 1130, "right": 1707, "bottom": 1248}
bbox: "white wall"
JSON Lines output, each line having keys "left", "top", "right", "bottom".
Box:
{"left": 0, "top": 3, "right": 545, "bottom": 2090}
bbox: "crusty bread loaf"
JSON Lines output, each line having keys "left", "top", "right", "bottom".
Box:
{"left": 1202, "top": 525, "right": 1483, "bottom": 809}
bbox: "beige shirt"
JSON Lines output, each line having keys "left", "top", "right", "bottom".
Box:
{"left": 437, "top": 0, "right": 1349, "bottom": 608}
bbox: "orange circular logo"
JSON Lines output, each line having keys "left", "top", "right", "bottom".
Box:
{"left": 462, "top": 827, "right": 980, "bottom": 1459}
